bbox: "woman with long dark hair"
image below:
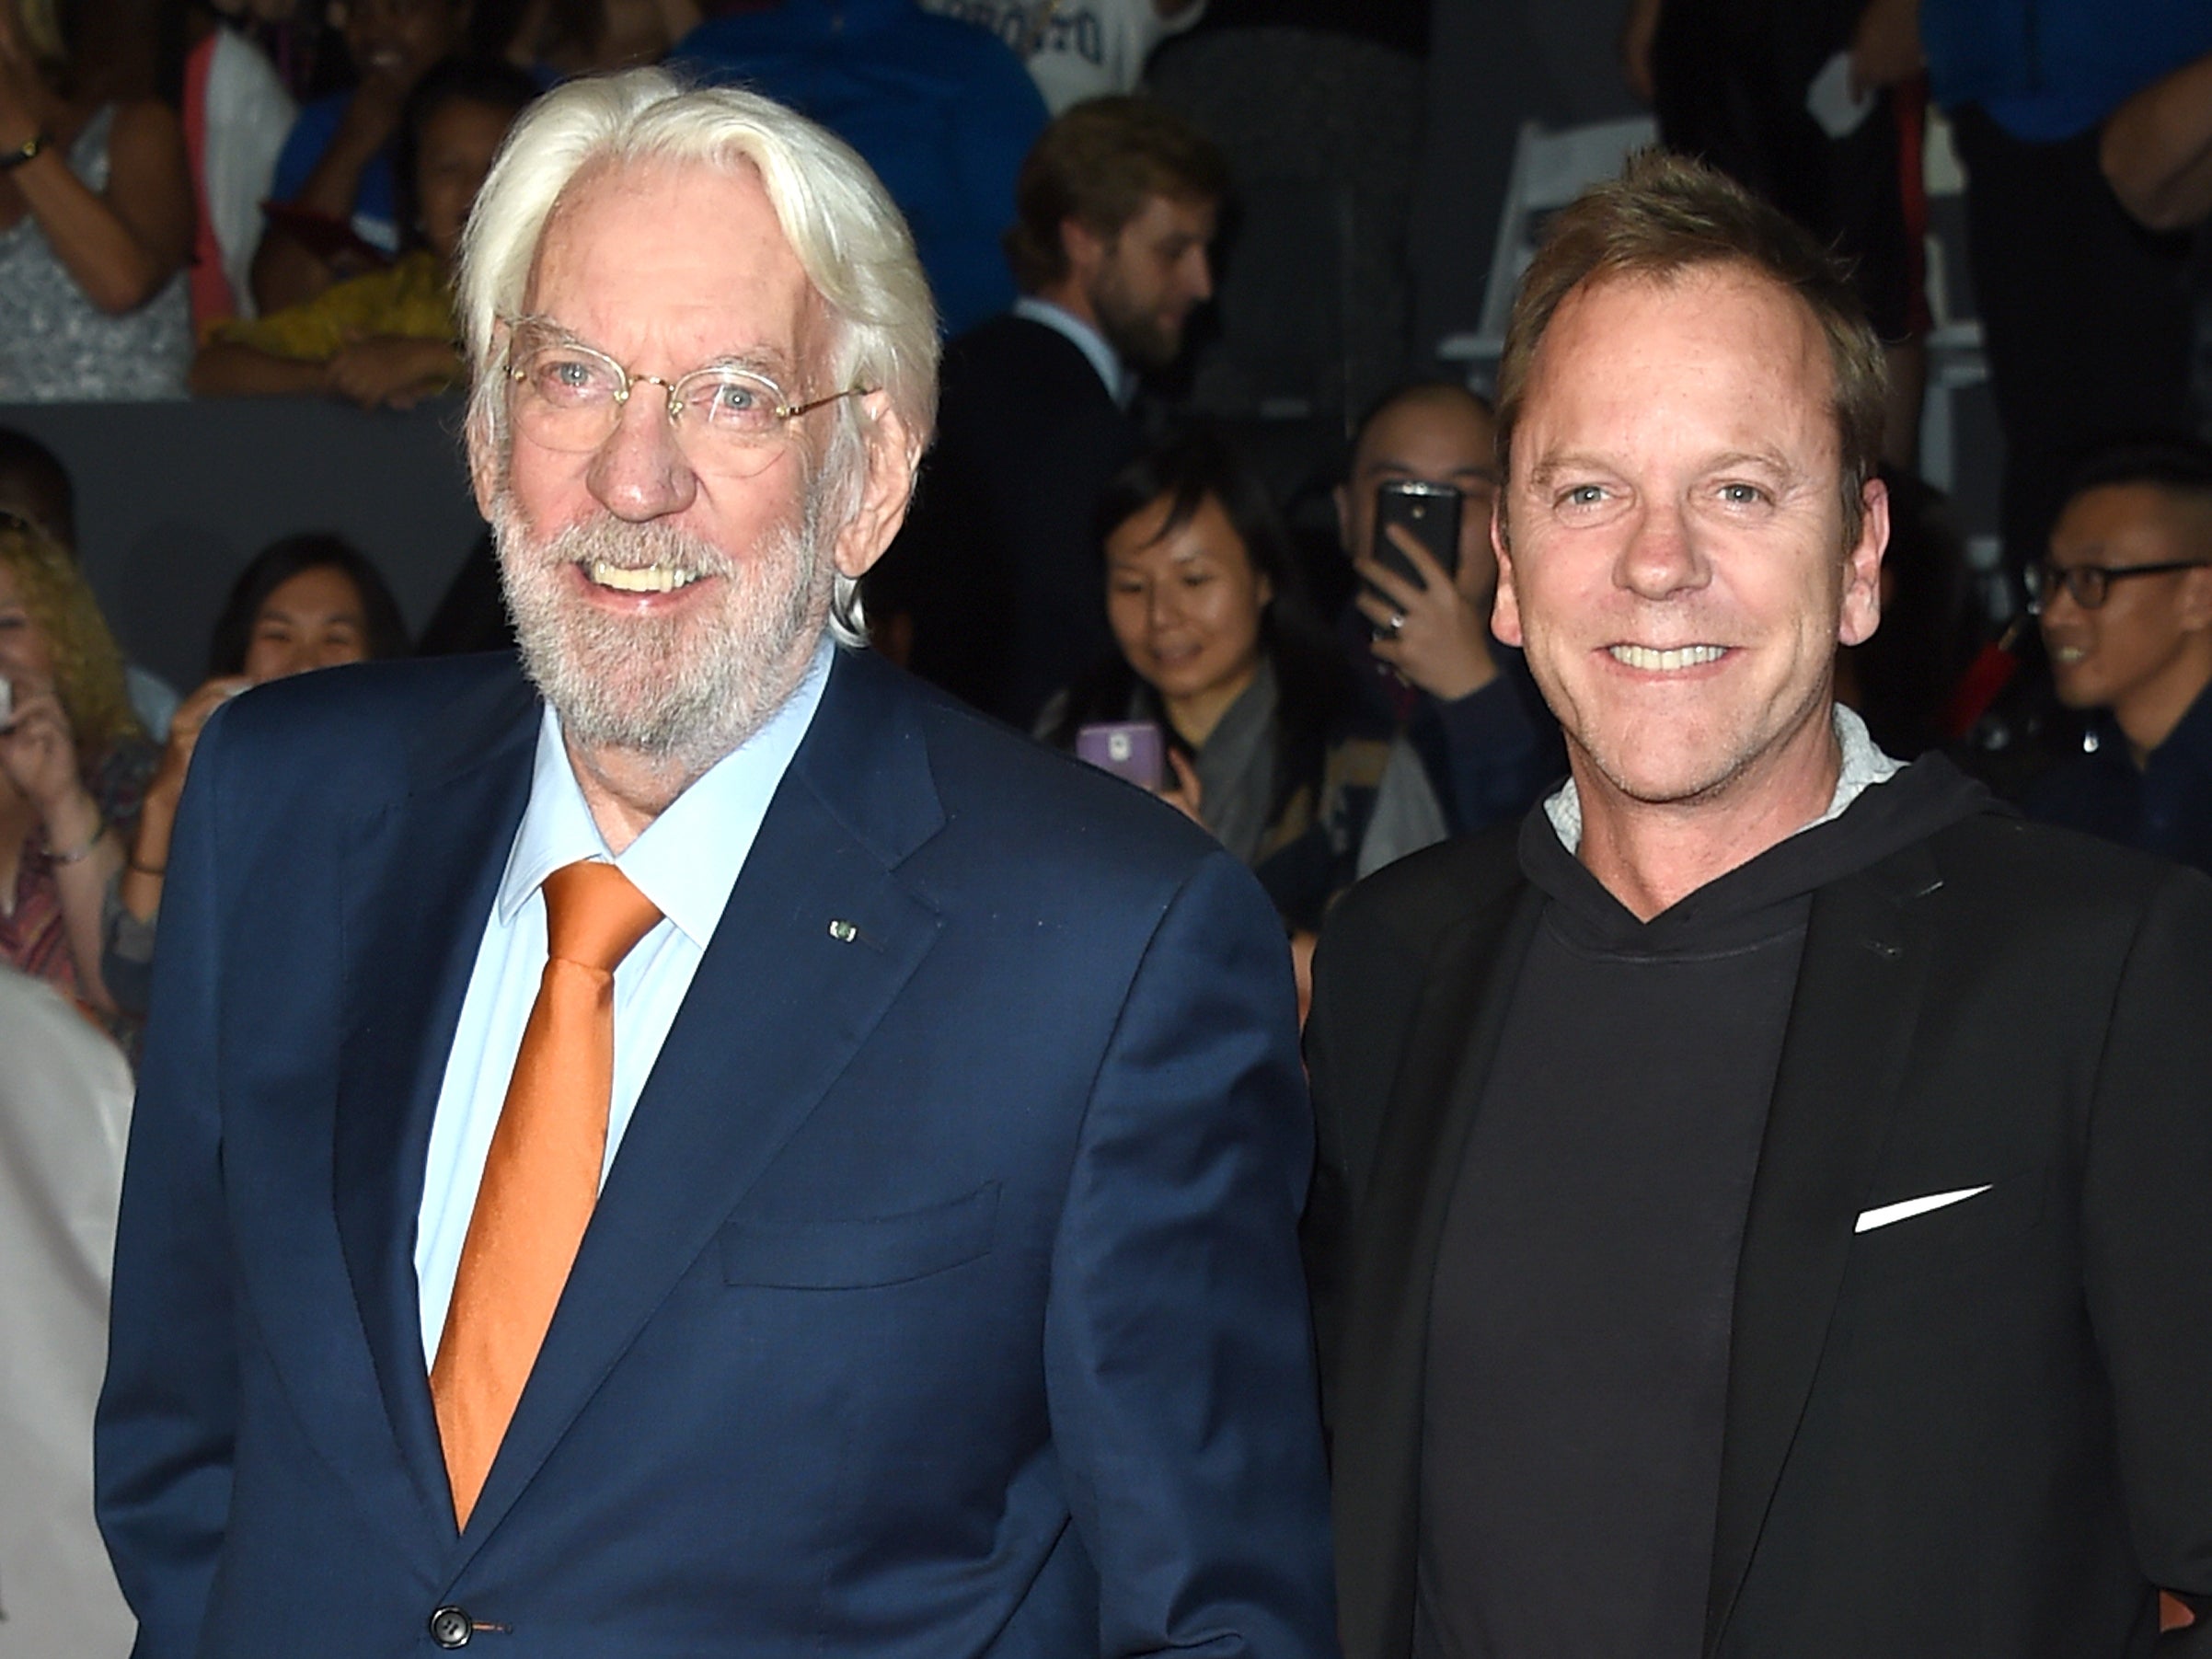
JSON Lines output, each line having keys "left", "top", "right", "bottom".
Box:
{"left": 106, "top": 534, "right": 408, "bottom": 1014}
{"left": 1043, "top": 428, "right": 1445, "bottom": 938}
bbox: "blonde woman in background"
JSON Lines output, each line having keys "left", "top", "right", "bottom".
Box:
{"left": 0, "top": 523, "right": 155, "bottom": 1020}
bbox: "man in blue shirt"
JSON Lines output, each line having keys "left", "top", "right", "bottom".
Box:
{"left": 1921, "top": 0, "right": 2212, "bottom": 576}
{"left": 674, "top": 0, "right": 1047, "bottom": 338}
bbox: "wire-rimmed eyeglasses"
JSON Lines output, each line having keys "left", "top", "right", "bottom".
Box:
{"left": 501, "top": 315, "right": 872, "bottom": 476}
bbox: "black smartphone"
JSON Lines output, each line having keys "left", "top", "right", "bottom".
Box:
{"left": 1373, "top": 479, "right": 1461, "bottom": 588}
{"left": 1367, "top": 480, "right": 1462, "bottom": 638}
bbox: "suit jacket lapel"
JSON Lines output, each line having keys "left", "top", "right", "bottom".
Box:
{"left": 1703, "top": 844, "right": 1942, "bottom": 1655}
{"left": 453, "top": 650, "right": 946, "bottom": 1551}
{"left": 332, "top": 664, "right": 539, "bottom": 1540}
{"left": 1333, "top": 875, "right": 1546, "bottom": 1659}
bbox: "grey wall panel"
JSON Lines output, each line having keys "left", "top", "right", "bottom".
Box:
{"left": 0, "top": 396, "right": 484, "bottom": 691}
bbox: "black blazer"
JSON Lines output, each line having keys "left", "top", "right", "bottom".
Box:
{"left": 868, "top": 311, "right": 1139, "bottom": 728}
{"left": 1305, "top": 804, "right": 2212, "bottom": 1658}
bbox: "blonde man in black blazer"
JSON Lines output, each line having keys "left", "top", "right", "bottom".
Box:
{"left": 1305, "top": 151, "right": 2212, "bottom": 1659}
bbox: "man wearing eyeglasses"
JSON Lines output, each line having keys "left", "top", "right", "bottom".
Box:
{"left": 2021, "top": 439, "right": 2212, "bottom": 875}
{"left": 97, "top": 70, "right": 1334, "bottom": 1659}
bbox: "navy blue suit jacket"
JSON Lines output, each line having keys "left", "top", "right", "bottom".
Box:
{"left": 97, "top": 646, "right": 1336, "bottom": 1658}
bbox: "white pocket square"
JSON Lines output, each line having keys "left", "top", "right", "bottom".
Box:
{"left": 1853, "top": 1184, "right": 1993, "bottom": 1234}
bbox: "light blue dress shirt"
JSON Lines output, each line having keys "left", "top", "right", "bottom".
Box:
{"left": 412, "top": 641, "right": 834, "bottom": 1365}
{"left": 1013, "top": 294, "right": 1133, "bottom": 408}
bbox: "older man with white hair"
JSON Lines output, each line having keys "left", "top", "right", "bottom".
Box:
{"left": 96, "top": 69, "right": 1334, "bottom": 1659}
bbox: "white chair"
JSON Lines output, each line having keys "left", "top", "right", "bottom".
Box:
{"left": 1918, "top": 108, "right": 1989, "bottom": 495}
{"left": 1436, "top": 109, "right": 1990, "bottom": 501}
{"left": 1435, "top": 115, "right": 1659, "bottom": 393}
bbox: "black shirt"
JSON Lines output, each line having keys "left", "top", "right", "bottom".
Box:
{"left": 1413, "top": 755, "right": 1992, "bottom": 1659}
{"left": 2022, "top": 678, "right": 2212, "bottom": 876}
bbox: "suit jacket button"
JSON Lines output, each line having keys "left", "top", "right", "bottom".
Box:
{"left": 429, "top": 1606, "right": 473, "bottom": 1648}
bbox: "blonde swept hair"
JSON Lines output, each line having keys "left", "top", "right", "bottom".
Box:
{"left": 1495, "top": 149, "right": 1888, "bottom": 549}
{"left": 0, "top": 524, "right": 141, "bottom": 764}
{"left": 455, "top": 69, "right": 940, "bottom": 646}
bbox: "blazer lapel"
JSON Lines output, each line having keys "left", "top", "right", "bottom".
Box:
{"left": 332, "top": 665, "right": 539, "bottom": 1539}
{"left": 1703, "top": 845, "right": 1943, "bottom": 1654}
{"left": 1333, "top": 875, "right": 1546, "bottom": 1659}
{"left": 453, "top": 650, "right": 946, "bottom": 1551}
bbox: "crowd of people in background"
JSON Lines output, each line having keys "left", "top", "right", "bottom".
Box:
{"left": 6, "top": 1, "right": 2212, "bottom": 1644}
{"left": 0, "top": 422, "right": 411, "bottom": 1042}
{"left": 2, "top": 0, "right": 2211, "bottom": 1029}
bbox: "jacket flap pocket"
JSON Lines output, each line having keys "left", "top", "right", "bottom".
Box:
{"left": 720, "top": 1181, "right": 999, "bottom": 1289}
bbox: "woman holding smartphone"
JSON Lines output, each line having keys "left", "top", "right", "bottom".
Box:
{"left": 104, "top": 536, "right": 409, "bottom": 1018}
{"left": 0, "top": 521, "right": 155, "bottom": 1021}
{"left": 1041, "top": 428, "right": 1445, "bottom": 944}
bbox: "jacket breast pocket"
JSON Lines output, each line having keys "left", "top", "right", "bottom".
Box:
{"left": 1847, "top": 1166, "right": 2052, "bottom": 1288}
{"left": 720, "top": 1181, "right": 999, "bottom": 1289}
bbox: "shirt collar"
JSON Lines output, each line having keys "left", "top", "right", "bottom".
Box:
{"left": 2134, "top": 674, "right": 2212, "bottom": 772}
{"left": 1543, "top": 703, "right": 1904, "bottom": 852}
{"left": 498, "top": 637, "right": 836, "bottom": 944}
{"left": 1013, "top": 295, "right": 1134, "bottom": 408}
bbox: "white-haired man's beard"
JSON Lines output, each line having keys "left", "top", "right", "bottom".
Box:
{"left": 490, "top": 480, "right": 835, "bottom": 778}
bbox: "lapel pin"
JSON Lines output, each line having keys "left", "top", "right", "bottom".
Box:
{"left": 828, "top": 919, "right": 858, "bottom": 943}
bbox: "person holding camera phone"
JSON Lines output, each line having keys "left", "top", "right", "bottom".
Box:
{"left": 1043, "top": 428, "right": 1446, "bottom": 1003}
{"left": 0, "top": 521, "right": 156, "bottom": 1028}
{"left": 1332, "top": 381, "right": 1561, "bottom": 835}
{"left": 99, "top": 535, "right": 410, "bottom": 1020}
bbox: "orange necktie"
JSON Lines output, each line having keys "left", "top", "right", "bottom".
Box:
{"left": 431, "top": 858, "right": 662, "bottom": 1527}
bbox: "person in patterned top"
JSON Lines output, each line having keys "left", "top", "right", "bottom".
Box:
{"left": 0, "top": 521, "right": 155, "bottom": 1023}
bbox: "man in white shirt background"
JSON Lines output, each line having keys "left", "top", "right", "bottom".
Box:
{"left": 867, "top": 93, "right": 1225, "bottom": 727}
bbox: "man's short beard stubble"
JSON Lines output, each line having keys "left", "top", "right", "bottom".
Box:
{"left": 490, "top": 460, "right": 837, "bottom": 781}
{"left": 1089, "top": 266, "right": 1177, "bottom": 372}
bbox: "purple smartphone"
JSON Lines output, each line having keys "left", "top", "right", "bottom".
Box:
{"left": 1076, "top": 720, "right": 1166, "bottom": 791}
